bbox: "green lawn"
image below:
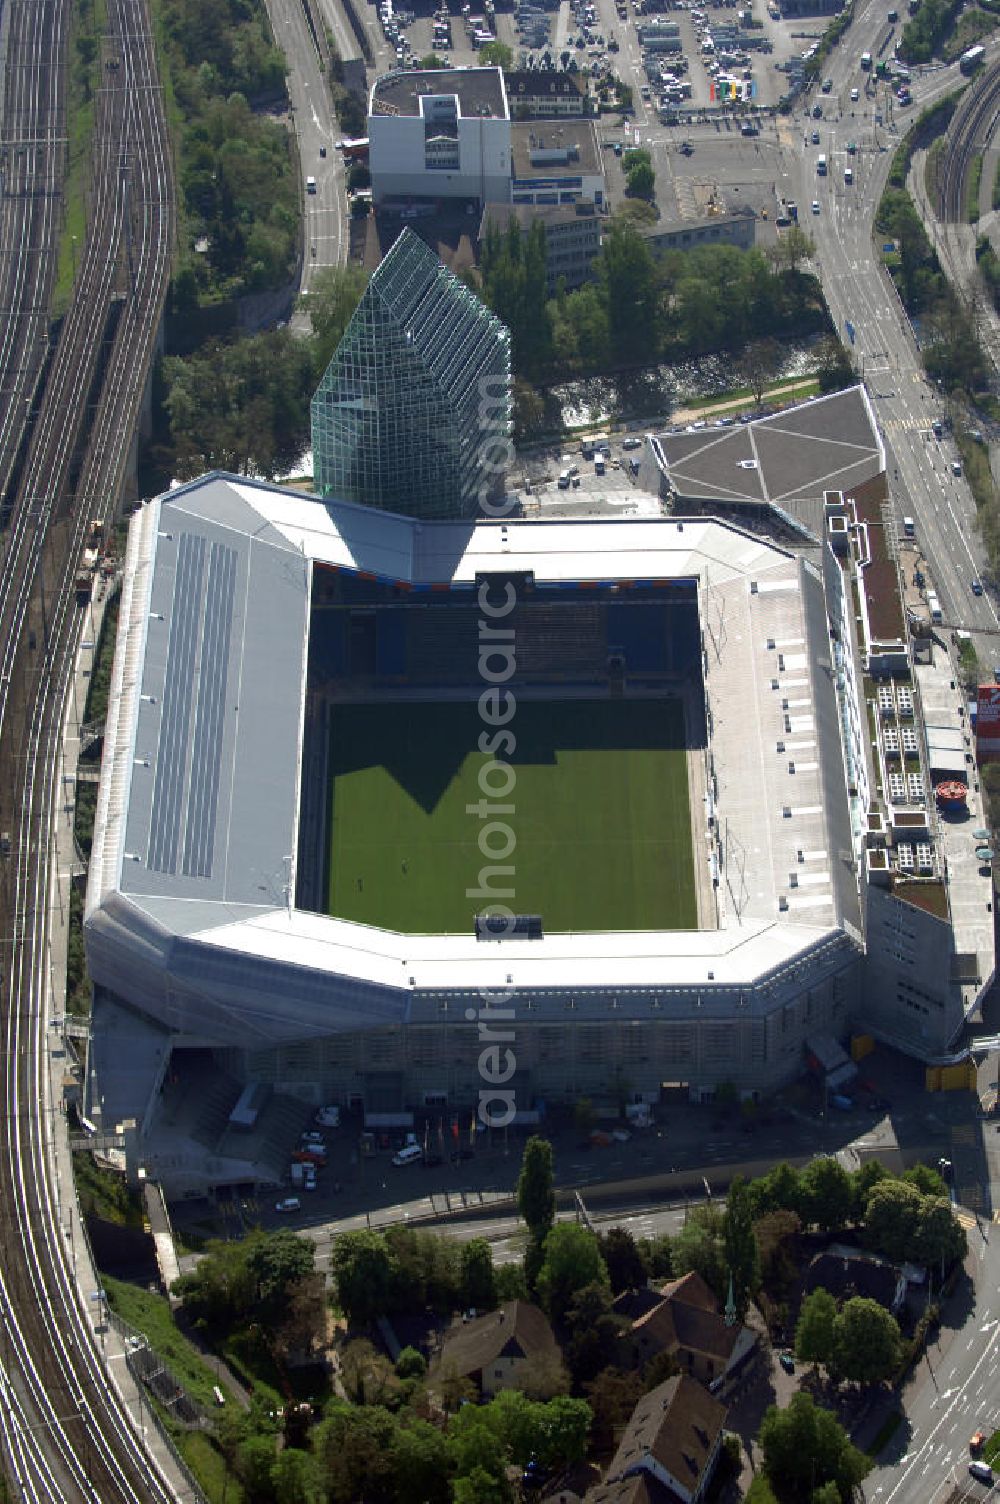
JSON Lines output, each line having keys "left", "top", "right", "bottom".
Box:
{"left": 327, "top": 698, "right": 696, "bottom": 933}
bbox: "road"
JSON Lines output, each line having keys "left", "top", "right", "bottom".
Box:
{"left": 800, "top": 28, "right": 1000, "bottom": 650}
{"left": 866, "top": 1221, "right": 999, "bottom": 1504}
{"left": 264, "top": 0, "right": 346, "bottom": 306}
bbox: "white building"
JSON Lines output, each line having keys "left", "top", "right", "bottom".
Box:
{"left": 368, "top": 66, "right": 512, "bottom": 206}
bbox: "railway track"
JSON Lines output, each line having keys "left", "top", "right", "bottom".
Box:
{"left": 936, "top": 60, "right": 1000, "bottom": 222}
{"left": 0, "top": 0, "right": 69, "bottom": 512}
{"left": 0, "top": 0, "right": 179, "bottom": 1496}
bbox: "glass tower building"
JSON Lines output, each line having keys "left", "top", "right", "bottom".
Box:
{"left": 311, "top": 229, "right": 512, "bottom": 521}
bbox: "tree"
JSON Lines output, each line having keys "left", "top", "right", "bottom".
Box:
{"left": 537, "top": 1396, "right": 592, "bottom": 1469}
{"left": 390, "top": 1417, "right": 452, "bottom": 1504}
{"left": 453, "top": 1467, "right": 512, "bottom": 1504}
{"left": 811, "top": 1484, "right": 843, "bottom": 1504}
{"left": 495, "top": 1263, "right": 530, "bottom": 1303}
{"left": 902, "top": 1163, "right": 947, "bottom": 1198}
{"left": 799, "top": 1157, "right": 853, "bottom": 1234}
{"left": 752, "top": 1162, "right": 803, "bottom": 1219}
{"left": 340, "top": 1338, "right": 399, "bottom": 1406}
{"left": 518, "top": 1136, "right": 556, "bottom": 1247}
{"left": 626, "top": 160, "right": 656, "bottom": 200}
{"left": 564, "top": 1280, "right": 627, "bottom": 1384}
{"left": 863, "top": 1179, "right": 924, "bottom": 1263}
{"left": 479, "top": 40, "right": 513, "bottom": 68}
{"left": 599, "top": 1226, "right": 649, "bottom": 1296}
{"left": 671, "top": 1204, "right": 726, "bottom": 1298}
{"left": 759, "top": 1391, "right": 869, "bottom": 1503}
{"left": 585, "top": 1366, "right": 643, "bottom": 1451}
{"left": 460, "top": 1238, "right": 498, "bottom": 1312}
{"left": 598, "top": 219, "right": 659, "bottom": 361}
{"left": 332, "top": 1230, "right": 397, "bottom": 1326}
{"left": 850, "top": 1160, "right": 891, "bottom": 1219}
{"left": 795, "top": 1287, "right": 837, "bottom": 1369}
{"left": 832, "top": 1297, "right": 901, "bottom": 1386}
{"left": 314, "top": 1404, "right": 397, "bottom": 1503}
{"left": 814, "top": 334, "right": 856, "bottom": 393}
{"left": 768, "top": 224, "right": 815, "bottom": 275}
{"left": 417, "top": 52, "right": 445, "bottom": 67}
{"left": 303, "top": 262, "right": 369, "bottom": 373}
{"left": 395, "top": 1346, "right": 427, "bottom": 1380}
{"left": 271, "top": 1447, "right": 324, "bottom": 1504}
{"left": 238, "top": 1434, "right": 279, "bottom": 1504}
{"left": 245, "top": 1229, "right": 316, "bottom": 1324}
{"left": 724, "top": 1176, "right": 761, "bottom": 1320}
{"left": 755, "top": 1209, "right": 801, "bottom": 1297}
{"left": 736, "top": 337, "right": 782, "bottom": 408}
{"left": 537, "top": 1224, "right": 610, "bottom": 1326}
{"left": 914, "top": 1195, "right": 967, "bottom": 1269}
{"left": 275, "top": 1272, "right": 327, "bottom": 1363}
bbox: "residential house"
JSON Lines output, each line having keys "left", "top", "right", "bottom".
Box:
{"left": 804, "top": 1246, "right": 907, "bottom": 1315}
{"left": 618, "top": 1271, "right": 756, "bottom": 1388}
{"left": 588, "top": 1374, "right": 726, "bottom": 1504}
{"left": 430, "top": 1300, "right": 560, "bottom": 1398}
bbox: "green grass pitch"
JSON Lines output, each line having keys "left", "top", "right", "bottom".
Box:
{"left": 326, "top": 698, "right": 697, "bottom": 933}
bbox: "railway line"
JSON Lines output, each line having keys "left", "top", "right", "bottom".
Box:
{"left": 936, "top": 59, "right": 1000, "bottom": 222}
{"left": 0, "top": 0, "right": 179, "bottom": 1497}
{"left": 0, "top": 0, "right": 69, "bottom": 513}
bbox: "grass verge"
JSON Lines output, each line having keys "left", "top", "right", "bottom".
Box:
{"left": 966, "top": 154, "right": 984, "bottom": 222}
{"left": 101, "top": 1277, "right": 224, "bottom": 1410}
{"left": 54, "top": 0, "right": 108, "bottom": 317}
{"left": 73, "top": 1152, "right": 144, "bottom": 1226}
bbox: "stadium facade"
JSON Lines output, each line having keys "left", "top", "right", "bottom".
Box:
{"left": 86, "top": 465, "right": 901, "bottom": 1168}
{"left": 311, "top": 229, "right": 512, "bottom": 520}
{"left": 85, "top": 313, "right": 984, "bottom": 1187}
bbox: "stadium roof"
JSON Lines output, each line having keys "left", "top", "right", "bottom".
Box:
{"left": 652, "top": 386, "right": 884, "bottom": 510}
{"left": 86, "top": 473, "right": 859, "bottom": 1043}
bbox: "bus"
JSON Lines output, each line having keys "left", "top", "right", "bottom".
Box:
{"left": 960, "top": 44, "right": 985, "bottom": 74}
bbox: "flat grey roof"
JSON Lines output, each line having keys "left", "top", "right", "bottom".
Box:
{"left": 371, "top": 66, "right": 507, "bottom": 119}
{"left": 479, "top": 200, "right": 599, "bottom": 238}
{"left": 510, "top": 119, "right": 601, "bottom": 178}
{"left": 655, "top": 387, "right": 884, "bottom": 510}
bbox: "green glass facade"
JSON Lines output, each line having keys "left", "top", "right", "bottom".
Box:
{"left": 311, "top": 230, "right": 512, "bottom": 520}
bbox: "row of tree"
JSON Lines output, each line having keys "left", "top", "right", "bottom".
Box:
{"left": 216, "top": 1381, "right": 592, "bottom": 1504}
{"left": 478, "top": 215, "right": 830, "bottom": 379}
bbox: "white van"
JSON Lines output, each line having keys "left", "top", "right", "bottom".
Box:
{"left": 392, "top": 1143, "right": 423, "bottom": 1166}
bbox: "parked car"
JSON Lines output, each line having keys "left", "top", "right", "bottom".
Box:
{"left": 622, "top": 436, "right": 642, "bottom": 450}
{"left": 301, "top": 1131, "right": 326, "bottom": 1146}
{"left": 778, "top": 1352, "right": 795, "bottom": 1374}
{"left": 275, "top": 1197, "right": 301, "bottom": 1213}
{"left": 969, "top": 1461, "right": 994, "bottom": 1486}
{"left": 315, "top": 1105, "right": 341, "bottom": 1128}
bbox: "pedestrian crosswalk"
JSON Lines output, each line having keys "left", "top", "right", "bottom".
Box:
{"left": 957, "top": 1209, "right": 978, "bottom": 1230}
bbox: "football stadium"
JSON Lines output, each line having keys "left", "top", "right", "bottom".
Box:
{"left": 84, "top": 469, "right": 876, "bottom": 1187}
